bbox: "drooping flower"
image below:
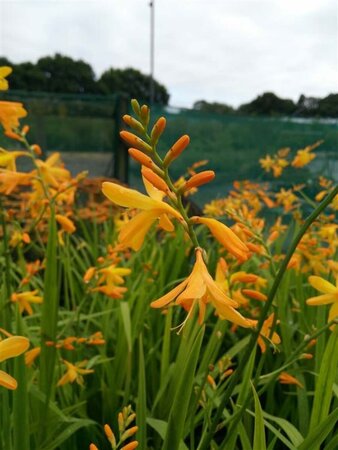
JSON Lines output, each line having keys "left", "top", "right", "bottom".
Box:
{"left": 102, "top": 179, "right": 183, "bottom": 251}
{"left": 0, "top": 336, "right": 30, "bottom": 389}
{"left": 191, "top": 217, "right": 250, "bottom": 261}
{"left": 306, "top": 275, "right": 338, "bottom": 324}
{"left": 151, "top": 248, "right": 252, "bottom": 328}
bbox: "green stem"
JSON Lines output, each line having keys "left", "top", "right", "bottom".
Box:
{"left": 197, "top": 185, "right": 338, "bottom": 450}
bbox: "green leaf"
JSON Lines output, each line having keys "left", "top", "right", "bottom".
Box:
{"left": 262, "top": 411, "right": 303, "bottom": 446}
{"left": 298, "top": 407, "right": 338, "bottom": 450}
{"left": 252, "top": 382, "right": 266, "bottom": 450}
{"left": 147, "top": 418, "right": 189, "bottom": 450}
{"left": 137, "top": 334, "right": 147, "bottom": 450}
{"left": 309, "top": 327, "right": 338, "bottom": 432}
{"left": 162, "top": 326, "right": 204, "bottom": 450}
{"left": 120, "top": 301, "right": 132, "bottom": 352}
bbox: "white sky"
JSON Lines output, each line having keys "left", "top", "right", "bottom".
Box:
{"left": 0, "top": 0, "right": 337, "bottom": 107}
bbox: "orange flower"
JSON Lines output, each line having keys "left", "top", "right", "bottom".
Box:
{"left": 251, "top": 313, "right": 281, "bottom": 353}
{"left": 151, "top": 248, "right": 252, "bottom": 328}
{"left": 0, "top": 101, "right": 27, "bottom": 133}
{"left": 278, "top": 372, "right": 303, "bottom": 388}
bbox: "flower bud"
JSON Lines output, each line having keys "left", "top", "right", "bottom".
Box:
{"left": 104, "top": 424, "right": 116, "bottom": 446}
{"left": 150, "top": 117, "right": 166, "bottom": 144}
{"left": 163, "top": 135, "right": 190, "bottom": 165}
{"left": 120, "top": 131, "right": 152, "bottom": 153}
{"left": 141, "top": 167, "right": 169, "bottom": 194}
{"left": 122, "top": 115, "right": 144, "bottom": 134}
{"left": 183, "top": 170, "right": 215, "bottom": 192}
{"left": 131, "top": 99, "right": 141, "bottom": 116}
{"left": 128, "top": 148, "right": 162, "bottom": 175}
{"left": 140, "top": 104, "right": 150, "bottom": 127}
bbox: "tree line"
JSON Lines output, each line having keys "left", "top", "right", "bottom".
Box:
{"left": 0, "top": 53, "right": 169, "bottom": 105}
{"left": 0, "top": 53, "right": 337, "bottom": 117}
{"left": 193, "top": 92, "right": 338, "bottom": 118}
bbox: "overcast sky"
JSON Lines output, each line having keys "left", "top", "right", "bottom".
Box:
{"left": 0, "top": 0, "right": 337, "bottom": 107}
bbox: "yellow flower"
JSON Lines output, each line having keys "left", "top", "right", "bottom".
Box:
{"left": 55, "top": 214, "right": 76, "bottom": 233}
{"left": 57, "top": 359, "right": 94, "bottom": 386}
{"left": 151, "top": 248, "right": 252, "bottom": 328}
{"left": 0, "top": 170, "right": 32, "bottom": 195}
{"left": 11, "top": 290, "right": 43, "bottom": 315}
{"left": 102, "top": 180, "right": 183, "bottom": 251}
{"left": 0, "top": 148, "right": 28, "bottom": 171}
{"left": 25, "top": 346, "right": 41, "bottom": 367}
{"left": 0, "top": 66, "right": 12, "bottom": 91}
{"left": 306, "top": 276, "right": 338, "bottom": 324}
{"left": 35, "top": 152, "right": 71, "bottom": 187}
{"left": 0, "top": 101, "right": 27, "bottom": 134}
{"left": 0, "top": 336, "right": 30, "bottom": 389}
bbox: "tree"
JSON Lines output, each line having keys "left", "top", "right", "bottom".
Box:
{"left": 239, "top": 92, "right": 296, "bottom": 116}
{"left": 98, "top": 67, "right": 169, "bottom": 105}
{"left": 36, "top": 54, "right": 98, "bottom": 94}
{"left": 317, "top": 94, "right": 338, "bottom": 118}
{"left": 193, "top": 100, "right": 234, "bottom": 115}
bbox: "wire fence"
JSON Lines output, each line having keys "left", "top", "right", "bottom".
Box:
{"left": 1, "top": 91, "right": 337, "bottom": 205}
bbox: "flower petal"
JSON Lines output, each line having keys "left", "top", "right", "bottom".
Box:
{"left": 0, "top": 370, "right": 17, "bottom": 390}
{"left": 119, "top": 210, "right": 159, "bottom": 250}
{"left": 216, "top": 304, "right": 252, "bottom": 328}
{"left": 150, "top": 279, "right": 189, "bottom": 308}
{"left": 306, "top": 294, "right": 336, "bottom": 305}
{"left": 0, "top": 336, "right": 30, "bottom": 363}
{"left": 102, "top": 182, "right": 157, "bottom": 210}
{"left": 328, "top": 301, "right": 338, "bottom": 323}
{"left": 309, "top": 276, "right": 337, "bottom": 295}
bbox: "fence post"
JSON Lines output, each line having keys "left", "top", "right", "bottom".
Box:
{"left": 113, "top": 94, "right": 129, "bottom": 183}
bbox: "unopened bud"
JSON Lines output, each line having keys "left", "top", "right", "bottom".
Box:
{"left": 120, "top": 131, "right": 152, "bottom": 153}
{"left": 151, "top": 117, "right": 166, "bottom": 144}
{"left": 183, "top": 170, "right": 215, "bottom": 192}
{"left": 104, "top": 424, "right": 116, "bottom": 446}
{"left": 121, "top": 426, "right": 138, "bottom": 441}
{"left": 123, "top": 115, "right": 144, "bottom": 134}
{"left": 207, "top": 374, "right": 216, "bottom": 390}
{"left": 121, "top": 442, "right": 139, "bottom": 450}
{"left": 241, "top": 289, "right": 267, "bottom": 302}
{"left": 141, "top": 167, "right": 169, "bottom": 193}
{"left": 128, "top": 148, "right": 162, "bottom": 175}
{"left": 89, "top": 444, "right": 99, "bottom": 450}
{"left": 163, "top": 135, "right": 190, "bottom": 165}
{"left": 31, "top": 144, "right": 42, "bottom": 156}
{"left": 22, "top": 125, "right": 30, "bottom": 135}
{"left": 131, "top": 99, "right": 141, "bottom": 116}
{"left": 140, "top": 104, "right": 150, "bottom": 127}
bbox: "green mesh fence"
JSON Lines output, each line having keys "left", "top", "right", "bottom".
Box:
{"left": 0, "top": 91, "right": 337, "bottom": 205}
{"left": 129, "top": 107, "right": 338, "bottom": 205}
